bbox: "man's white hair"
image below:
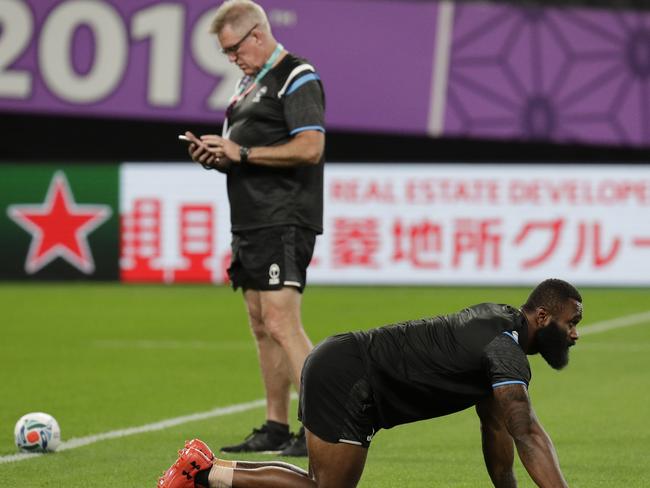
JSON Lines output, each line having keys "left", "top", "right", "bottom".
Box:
{"left": 210, "top": 0, "right": 270, "bottom": 35}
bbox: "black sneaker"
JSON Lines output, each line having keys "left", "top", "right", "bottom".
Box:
{"left": 220, "top": 423, "right": 291, "bottom": 454}
{"left": 279, "top": 427, "right": 307, "bottom": 457}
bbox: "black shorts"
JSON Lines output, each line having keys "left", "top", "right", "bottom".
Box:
{"left": 299, "top": 333, "right": 378, "bottom": 448}
{"left": 228, "top": 226, "right": 317, "bottom": 293}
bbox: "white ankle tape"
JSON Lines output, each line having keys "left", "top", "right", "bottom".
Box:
{"left": 214, "top": 458, "right": 236, "bottom": 469}
{"left": 208, "top": 465, "right": 234, "bottom": 488}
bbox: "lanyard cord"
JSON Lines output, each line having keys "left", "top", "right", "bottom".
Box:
{"left": 223, "top": 43, "right": 284, "bottom": 138}
{"left": 235, "top": 42, "right": 284, "bottom": 99}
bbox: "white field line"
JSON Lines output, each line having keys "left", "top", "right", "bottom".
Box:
{"left": 1, "top": 311, "right": 648, "bottom": 465}
{"left": 578, "top": 310, "right": 650, "bottom": 336}
{"left": 0, "top": 398, "right": 266, "bottom": 465}
{"left": 93, "top": 339, "right": 254, "bottom": 350}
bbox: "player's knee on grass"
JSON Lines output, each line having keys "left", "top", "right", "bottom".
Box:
{"left": 306, "top": 430, "right": 368, "bottom": 488}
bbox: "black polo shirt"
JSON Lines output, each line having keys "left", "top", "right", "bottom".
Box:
{"left": 225, "top": 53, "right": 325, "bottom": 234}
{"left": 352, "top": 303, "right": 531, "bottom": 429}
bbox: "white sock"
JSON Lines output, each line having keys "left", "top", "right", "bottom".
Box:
{"left": 208, "top": 465, "right": 234, "bottom": 488}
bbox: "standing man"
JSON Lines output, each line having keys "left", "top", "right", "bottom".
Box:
{"left": 184, "top": 0, "right": 325, "bottom": 457}
{"left": 159, "top": 279, "right": 583, "bottom": 488}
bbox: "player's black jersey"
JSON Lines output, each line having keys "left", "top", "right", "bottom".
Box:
{"left": 225, "top": 53, "right": 325, "bottom": 233}
{"left": 352, "top": 303, "right": 531, "bottom": 429}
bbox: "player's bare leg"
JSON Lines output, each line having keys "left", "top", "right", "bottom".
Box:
{"left": 243, "top": 289, "right": 292, "bottom": 424}
{"left": 159, "top": 433, "right": 366, "bottom": 488}
{"left": 234, "top": 460, "right": 309, "bottom": 477}
{"left": 158, "top": 439, "right": 312, "bottom": 488}
{"left": 230, "top": 465, "right": 313, "bottom": 487}
{"left": 258, "top": 287, "right": 313, "bottom": 455}
{"left": 306, "top": 428, "right": 368, "bottom": 488}
{"left": 197, "top": 458, "right": 312, "bottom": 488}
{"left": 258, "top": 287, "right": 313, "bottom": 391}
{"left": 200, "top": 430, "right": 366, "bottom": 488}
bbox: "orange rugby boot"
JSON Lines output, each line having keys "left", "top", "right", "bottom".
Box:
{"left": 184, "top": 439, "right": 215, "bottom": 462}
{"left": 157, "top": 444, "right": 213, "bottom": 488}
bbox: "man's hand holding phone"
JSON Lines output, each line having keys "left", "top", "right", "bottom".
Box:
{"left": 180, "top": 131, "right": 230, "bottom": 173}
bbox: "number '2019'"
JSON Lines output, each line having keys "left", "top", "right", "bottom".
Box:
{"left": 0, "top": 0, "right": 240, "bottom": 109}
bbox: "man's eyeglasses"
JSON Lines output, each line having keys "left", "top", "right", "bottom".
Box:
{"left": 221, "top": 24, "right": 258, "bottom": 56}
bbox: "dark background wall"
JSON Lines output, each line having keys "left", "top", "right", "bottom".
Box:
{"left": 2, "top": 111, "right": 648, "bottom": 164}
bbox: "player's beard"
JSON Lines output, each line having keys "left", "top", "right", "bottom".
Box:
{"left": 536, "top": 320, "right": 571, "bottom": 370}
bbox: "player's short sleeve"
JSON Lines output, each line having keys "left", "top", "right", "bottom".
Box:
{"left": 483, "top": 333, "right": 531, "bottom": 389}
{"left": 281, "top": 70, "right": 325, "bottom": 136}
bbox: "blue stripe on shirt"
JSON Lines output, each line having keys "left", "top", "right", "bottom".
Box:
{"left": 492, "top": 380, "right": 527, "bottom": 389}
{"left": 502, "top": 331, "right": 518, "bottom": 343}
{"left": 290, "top": 125, "right": 325, "bottom": 135}
{"left": 286, "top": 73, "right": 320, "bottom": 95}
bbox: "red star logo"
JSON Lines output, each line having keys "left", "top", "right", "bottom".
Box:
{"left": 7, "top": 171, "right": 112, "bottom": 274}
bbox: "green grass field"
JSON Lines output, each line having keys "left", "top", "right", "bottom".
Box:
{"left": 1, "top": 283, "right": 649, "bottom": 487}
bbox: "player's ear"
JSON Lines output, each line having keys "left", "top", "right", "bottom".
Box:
{"left": 535, "top": 306, "right": 552, "bottom": 327}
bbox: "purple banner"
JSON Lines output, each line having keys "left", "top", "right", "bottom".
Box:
{"left": 0, "top": 0, "right": 437, "bottom": 134}
{"left": 445, "top": 3, "right": 650, "bottom": 147}
{"left": 0, "top": 0, "right": 648, "bottom": 147}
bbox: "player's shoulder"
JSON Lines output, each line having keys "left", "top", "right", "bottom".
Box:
{"left": 275, "top": 53, "right": 322, "bottom": 98}
{"left": 280, "top": 53, "right": 317, "bottom": 72}
{"left": 274, "top": 54, "right": 316, "bottom": 81}
{"left": 455, "top": 303, "right": 519, "bottom": 327}
{"left": 447, "top": 303, "right": 522, "bottom": 349}
{"left": 487, "top": 330, "right": 525, "bottom": 350}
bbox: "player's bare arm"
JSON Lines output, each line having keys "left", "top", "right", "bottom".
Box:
{"left": 476, "top": 397, "right": 517, "bottom": 488}
{"left": 200, "top": 130, "right": 324, "bottom": 167}
{"left": 493, "top": 384, "right": 569, "bottom": 488}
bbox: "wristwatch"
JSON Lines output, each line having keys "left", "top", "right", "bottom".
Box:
{"left": 239, "top": 146, "right": 250, "bottom": 165}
